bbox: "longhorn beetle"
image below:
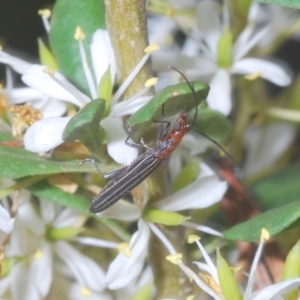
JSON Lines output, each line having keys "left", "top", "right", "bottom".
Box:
{"left": 86, "top": 68, "right": 234, "bottom": 213}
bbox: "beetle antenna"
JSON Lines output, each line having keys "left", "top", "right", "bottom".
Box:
{"left": 168, "top": 66, "right": 198, "bottom": 127}
{"left": 191, "top": 128, "right": 237, "bottom": 167}
{"left": 169, "top": 66, "right": 237, "bottom": 167}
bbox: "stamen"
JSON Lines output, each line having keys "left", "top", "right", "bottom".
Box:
{"left": 111, "top": 43, "right": 159, "bottom": 105}
{"left": 43, "top": 68, "right": 87, "bottom": 106}
{"left": 244, "top": 228, "right": 269, "bottom": 298}
{"left": 261, "top": 228, "right": 270, "bottom": 242}
{"left": 74, "top": 26, "right": 97, "bottom": 99}
{"left": 187, "top": 235, "right": 201, "bottom": 243}
{"left": 194, "top": 239, "right": 218, "bottom": 282}
{"left": 38, "top": 9, "right": 51, "bottom": 33}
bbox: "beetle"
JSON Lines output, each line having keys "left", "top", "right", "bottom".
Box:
{"left": 87, "top": 68, "right": 234, "bottom": 213}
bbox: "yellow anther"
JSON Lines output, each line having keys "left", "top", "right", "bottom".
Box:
{"left": 261, "top": 228, "right": 270, "bottom": 242}
{"left": 8, "top": 105, "right": 43, "bottom": 137}
{"left": 145, "top": 77, "right": 158, "bottom": 87}
{"left": 244, "top": 71, "right": 261, "bottom": 80}
{"left": 80, "top": 286, "right": 91, "bottom": 296}
{"left": 144, "top": 42, "right": 160, "bottom": 53}
{"left": 117, "top": 242, "right": 131, "bottom": 257}
{"left": 117, "top": 242, "right": 128, "bottom": 252}
{"left": 43, "top": 68, "right": 56, "bottom": 76}
{"left": 38, "top": 9, "right": 51, "bottom": 18}
{"left": 34, "top": 249, "right": 43, "bottom": 260}
{"left": 74, "top": 26, "right": 85, "bottom": 41}
{"left": 166, "top": 253, "right": 182, "bottom": 265}
{"left": 187, "top": 235, "right": 201, "bottom": 244}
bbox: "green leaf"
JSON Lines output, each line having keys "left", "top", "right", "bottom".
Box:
{"left": 223, "top": 201, "right": 300, "bottom": 241}
{"left": 128, "top": 82, "right": 210, "bottom": 127}
{"left": 62, "top": 98, "right": 107, "bottom": 157}
{"left": 191, "top": 108, "right": 233, "bottom": 143}
{"left": 30, "top": 179, "right": 90, "bottom": 212}
{"left": 257, "top": 0, "right": 300, "bottom": 9}
{"left": 250, "top": 164, "right": 300, "bottom": 210}
{"left": 49, "top": 0, "right": 105, "bottom": 96}
{"left": 0, "top": 145, "right": 113, "bottom": 179}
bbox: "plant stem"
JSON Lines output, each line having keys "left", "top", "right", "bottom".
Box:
{"left": 105, "top": 0, "right": 152, "bottom": 99}
{"left": 105, "top": 1, "right": 190, "bottom": 297}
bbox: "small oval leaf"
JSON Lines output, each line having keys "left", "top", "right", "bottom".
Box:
{"left": 49, "top": 0, "right": 105, "bottom": 96}
{"left": 128, "top": 81, "right": 210, "bottom": 127}
{"left": 63, "top": 99, "right": 106, "bottom": 157}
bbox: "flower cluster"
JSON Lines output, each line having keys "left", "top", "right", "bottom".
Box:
{"left": 0, "top": 1, "right": 300, "bottom": 299}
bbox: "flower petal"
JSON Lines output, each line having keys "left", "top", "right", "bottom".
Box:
{"left": 231, "top": 58, "right": 292, "bottom": 86}
{"left": 250, "top": 278, "right": 300, "bottom": 300}
{"left": 31, "top": 98, "right": 67, "bottom": 119}
{"left": 55, "top": 241, "right": 106, "bottom": 292}
{"left": 97, "top": 201, "right": 141, "bottom": 221}
{"left": 0, "top": 50, "right": 31, "bottom": 74}
{"left": 0, "top": 204, "right": 14, "bottom": 233}
{"left": 91, "top": 29, "right": 116, "bottom": 85}
{"left": 234, "top": 25, "right": 270, "bottom": 61}
{"left": 195, "top": 1, "right": 222, "bottom": 56}
{"left": 22, "top": 65, "right": 90, "bottom": 106}
{"left": 206, "top": 70, "right": 232, "bottom": 115}
{"left": 101, "top": 117, "right": 138, "bottom": 165}
{"left": 106, "top": 219, "right": 149, "bottom": 289}
{"left": 4, "top": 87, "right": 46, "bottom": 105}
{"left": 11, "top": 242, "right": 52, "bottom": 299}
{"left": 155, "top": 172, "right": 227, "bottom": 211}
{"left": 24, "top": 116, "right": 71, "bottom": 152}
{"left": 110, "top": 96, "right": 152, "bottom": 117}
{"left": 243, "top": 122, "right": 296, "bottom": 176}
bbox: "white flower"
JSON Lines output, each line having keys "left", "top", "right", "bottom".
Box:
{"left": 152, "top": 1, "right": 292, "bottom": 115}
{"left": 0, "top": 30, "right": 153, "bottom": 165}
{"left": 191, "top": 230, "right": 300, "bottom": 300}
{"left": 81, "top": 162, "right": 226, "bottom": 289}
{"left": 0, "top": 198, "right": 107, "bottom": 299}
{"left": 21, "top": 29, "right": 153, "bottom": 165}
